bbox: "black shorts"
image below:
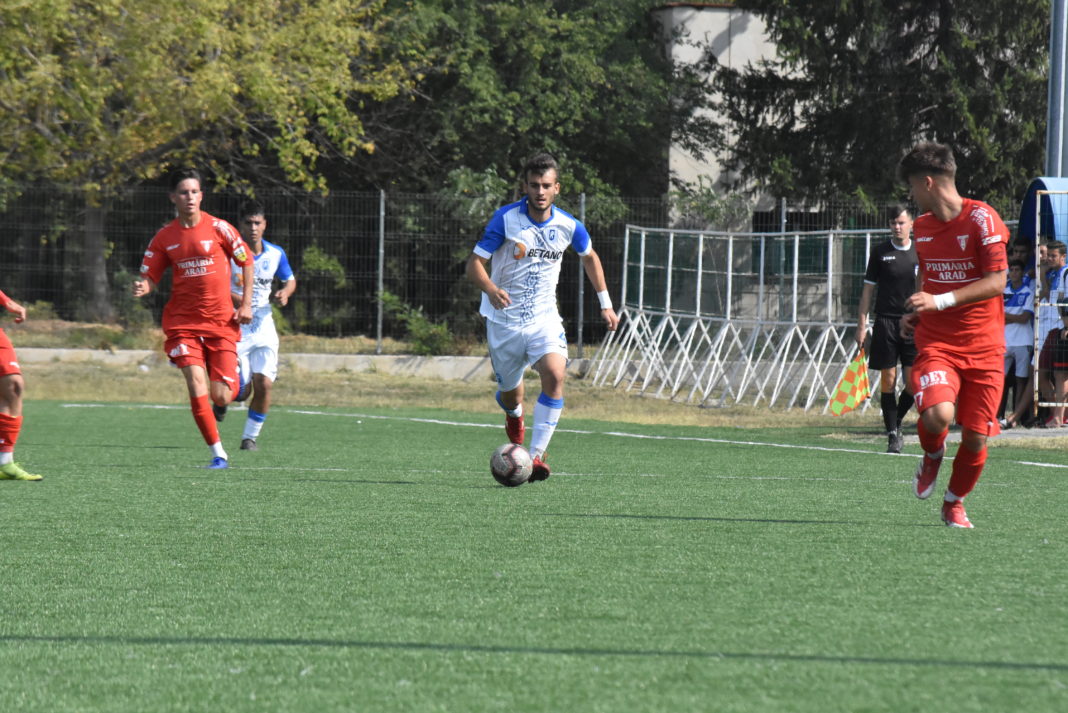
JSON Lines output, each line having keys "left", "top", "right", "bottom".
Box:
{"left": 868, "top": 314, "right": 916, "bottom": 370}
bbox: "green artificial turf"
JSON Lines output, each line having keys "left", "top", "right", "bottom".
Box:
{"left": 1, "top": 400, "right": 1066, "bottom": 712}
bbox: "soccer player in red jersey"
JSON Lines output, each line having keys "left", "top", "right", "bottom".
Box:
{"left": 132, "top": 168, "right": 255, "bottom": 469}
{"left": 0, "top": 291, "right": 42, "bottom": 481}
{"left": 898, "top": 143, "right": 1009, "bottom": 528}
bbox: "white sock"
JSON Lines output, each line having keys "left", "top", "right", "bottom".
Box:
{"left": 243, "top": 409, "right": 267, "bottom": 440}
{"left": 211, "top": 442, "right": 227, "bottom": 460}
{"left": 0, "top": 452, "right": 12, "bottom": 466}
{"left": 529, "top": 393, "right": 563, "bottom": 459}
{"left": 944, "top": 491, "right": 963, "bottom": 503}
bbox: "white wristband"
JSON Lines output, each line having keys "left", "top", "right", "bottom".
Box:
{"left": 933, "top": 292, "right": 957, "bottom": 311}
{"left": 597, "top": 290, "right": 613, "bottom": 310}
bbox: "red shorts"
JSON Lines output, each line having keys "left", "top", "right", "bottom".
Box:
{"left": 164, "top": 334, "right": 238, "bottom": 390}
{"left": 0, "top": 329, "right": 20, "bottom": 376}
{"left": 910, "top": 347, "right": 1003, "bottom": 436}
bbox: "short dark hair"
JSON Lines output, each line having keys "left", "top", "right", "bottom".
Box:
{"left": 888, "top": 204, "right": 912, "bottom": 221}
{"left": 1008, "top": 259, "right": 1025, "bottom": 270}
{"left": 168, "top": 167, "right": 202, "bottom": 192}
{"left": 897, "top": 142, "right": 956, "bottom": 183}
{"left": 523, "top": 152, "right": 559, "bottom": 181}
{"left": 1049, "top": 240, "right": 1067, "bottom": 255}
{"left": 239, "top": 199, "right": 266, "bottom": 221}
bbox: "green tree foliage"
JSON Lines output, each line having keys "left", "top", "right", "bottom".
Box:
{"left": 710, "top": 1, "right": 1049, "bottom": 209}
{"left": 0, "top": 0, "right": 416, "bottom": 192}
{"left": 358, "top": 0, "right": 712, "bottom": 197}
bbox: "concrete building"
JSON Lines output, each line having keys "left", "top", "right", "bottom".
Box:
{"left": 651, "top": 2, "right": 776, "bottom": 189}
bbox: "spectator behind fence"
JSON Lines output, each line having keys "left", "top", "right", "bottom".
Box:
{"left": 1035, "top": 241, "right": 1068, "bottom": 428}
{"left": 1000, "top": 260, "right": 1035, "bottom": 429}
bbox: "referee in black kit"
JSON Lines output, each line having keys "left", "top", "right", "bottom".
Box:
{"left": 854, "top": 205, "right": 919, "bottom": 453}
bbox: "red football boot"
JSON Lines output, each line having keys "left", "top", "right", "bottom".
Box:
{"left": 941, "top": 500, "right": 974, "bottom": 529}
{"left": 505, "top": 413, "right": 525, "bottom": 446}
{"left": 530, "top": 454, "right": 551, "bottom": 482}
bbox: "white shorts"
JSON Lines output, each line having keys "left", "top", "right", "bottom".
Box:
{"left": 487, "top": 317, "right": 568, "bottom": 392}
{"left": 238, "top": 312, "right": 281, "bottom": 382}
{"left": 1004, "top": 345, "right": 1033, "bottom": 379}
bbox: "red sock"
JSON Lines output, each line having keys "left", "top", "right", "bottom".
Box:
{"left": 190, "top": 395, "right": 220, "bottom": 446}
{"left": 916, "top": 419, "right": 948, "bottom": 455}
{"left": 0, "top": 412, "right": 21, "bottom": 452}
{"left": 948, "top": 445, "right": 987, "bottom": 499}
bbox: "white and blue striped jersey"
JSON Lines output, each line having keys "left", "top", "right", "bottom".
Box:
{"left": 473, "top": 199, "right": 592, "bottom": 326}
{"left": 231, "top": 239, "right": 295, "bottom": 319}
{"left": 1003, "top": 277, "right": 1034, "bottom": 348}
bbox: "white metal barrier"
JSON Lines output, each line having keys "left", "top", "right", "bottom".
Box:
{"left": 589, "top": 225, "right": 889, "bottom": 411}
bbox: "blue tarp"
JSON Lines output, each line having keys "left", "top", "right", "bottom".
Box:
{"left": 1017, "top": 177, "right": 1068, "bottom": 241}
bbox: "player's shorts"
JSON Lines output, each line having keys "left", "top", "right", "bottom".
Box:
{"left": 909, "top": 347, "right": 1003, "bottom": 436}
{"left": 1004, "top": 345, "right": 1033, "bottom": 379}
{"left": 0, "top": 329, "right": 20, "bottom": 377}
{"left": 868, "top": 314, "right": 916, "bottom": 370}
{"left": 238, "top": 312, "right": 280, "bottom": 381}
{"left": 164, "top": 334, "right": 239, "bottom": 392}
{"left": 486, "top": 316, "right": 568, "bottom": 392}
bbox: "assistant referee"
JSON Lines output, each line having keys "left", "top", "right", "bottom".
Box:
{"left": 855, "top": 205, "right": 918, "bottom": 453}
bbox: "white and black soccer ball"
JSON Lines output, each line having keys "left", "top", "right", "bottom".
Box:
{"left": 490, "top": 443, "right": 533, "bottom": 487}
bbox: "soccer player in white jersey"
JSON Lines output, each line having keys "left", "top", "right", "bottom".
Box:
{"left": 466, "top": 153, "right": 619, "bottom": 481}
{"left": 224, "top": 200, "right": 297, "bottom": 450}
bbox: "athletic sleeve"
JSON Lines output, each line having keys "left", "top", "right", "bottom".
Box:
{"left": 215, "top": 219, "right": 251, "bottom": 266}
{"left": 474, "top": 209, "right": 507, "bottom": 259}
{"left": 863, "top": 247, "right": 880, "bottom": 284}
{"left": 139, "top": 231, "right": 170, "bottom": 284}
{"left": 974, "top": 204, "right": 1009, "bottom": 273}
{"left": 276, "top": 248, "right": 295, "bottom": 282}
{"left": 571, "top": 221, "right": 592, "bottom": 256}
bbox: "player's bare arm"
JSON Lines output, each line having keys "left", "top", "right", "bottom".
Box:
{"left": 905, "top": 269, "right": 1008, "bottom": 313}
{"left": 1004, "top": 311, "right": 1032, "bottom": 325}
{"left": 274, "top": 278, "right": 296, "bottom": 307}
{"left": 2, "top": 297, "right": 27, "bottom": 323}
{"left": 465, "top": 253, "right": 511, "bottom": 309}
{"left": 236, "top": 261, "right": 254, "bottom": 324}
{"left": 855, "top": 283, "right": 874, "bottom": 347}
{"left": 580, "top": 250, "right": 619, "bottom": 331}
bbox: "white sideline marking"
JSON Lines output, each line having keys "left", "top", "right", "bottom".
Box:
{"left": 62, "top": 403, "right": 1068, "bottom": 472}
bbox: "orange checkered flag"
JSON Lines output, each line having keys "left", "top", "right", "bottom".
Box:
{"left": 828, "top": 348, "right": 871, "bottom": 416}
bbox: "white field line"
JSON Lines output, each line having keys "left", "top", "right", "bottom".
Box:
{"left": 62, "top": 403, "right": 1068, "bottom": 474}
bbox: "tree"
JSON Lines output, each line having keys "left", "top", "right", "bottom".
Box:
{"left": 350, "top": 0, "right": 713, "bottom": 197}
{"left": 0, "top": 0, "right": 417, "bottom": 319}
{"left": 709, "top": 1, "right": 1049, "bottom": 211}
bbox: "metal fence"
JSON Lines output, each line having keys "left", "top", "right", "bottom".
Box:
{"left": 588, "top": 222, "right": 1019, "bottom": 410}
{"left": 0, "top": 184, "right": 923, "bottom": 353}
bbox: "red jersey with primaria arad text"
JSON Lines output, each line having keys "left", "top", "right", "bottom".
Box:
{"left": 912, "top": 198, "right": 1008, "bottom": 354}
{"left": 139, "top": 212, "right": 250, "bottom": 339}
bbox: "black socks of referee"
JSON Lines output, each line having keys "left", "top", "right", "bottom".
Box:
{"left": 881, "top": 392, "right": 897, "bottom": 433}
{"left": 896, "top": 391, "right": 914, "bottom": 426}
{"left": 881, "top": 391, "right": 915, "bottom": 433}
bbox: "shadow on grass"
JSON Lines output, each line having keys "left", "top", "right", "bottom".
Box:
{"left": 1, "top": 633, "right": 1063, "bottom": 672}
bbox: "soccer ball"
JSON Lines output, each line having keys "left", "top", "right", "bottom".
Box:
{"left": 490, "top": 443, "right": 533, "bottom": 487}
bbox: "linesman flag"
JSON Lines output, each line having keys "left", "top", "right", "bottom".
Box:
{"left": 829, "top": 349, "right": 871, "bottom": 416}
